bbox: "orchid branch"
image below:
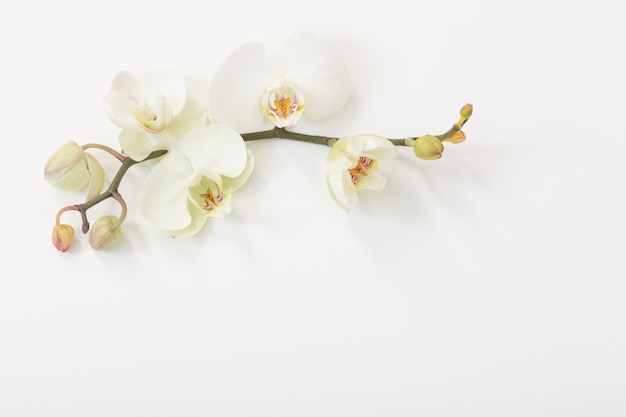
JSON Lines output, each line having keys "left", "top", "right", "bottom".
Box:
{"left": 241, "top": 103, "right": 473, "bottom": 149}
{"left": 76, "top": 149, "right": 166, "bottom": 232}
{"left": 52, "top": 150, "right": 166, "bottom": 251}
{"left": 49, "top": 103, "right": 472, "bottom": 252}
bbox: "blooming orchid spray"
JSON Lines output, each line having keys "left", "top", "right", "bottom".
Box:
{"left": 44, "top": 27, "right": 473, "bottom": 251}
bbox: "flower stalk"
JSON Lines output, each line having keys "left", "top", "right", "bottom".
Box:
{"left": 240, "top": 103, "right": 473, "bottom": 148}
{"left": 241, "top": 127, "right": 337, "bottom": 146}
{"left": 55, "top": 150, "right": 166, "bottom": 234}
{"left": 82, "top": 143, "right": 126, "bottom": 162}
{"left": 46, "top": 25, "right": 476, "bottom": 251}
{"left": 51, "top": 102, "right": 472, "bottom": 251}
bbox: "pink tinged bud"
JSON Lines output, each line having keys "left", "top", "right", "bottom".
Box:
{"left": 88, "top": 215, "right": 122, "bottom": 250}
{"left": 443, "top": 130, "right": 467, "bottom": 144}
{"left": 44, "top": 141, "right": 90, "bottom": 190}
{"left": 413, "top": 135, "right": 444, "bottom": 160}
{"left": 460, "top": 103, "right": 473, "bottom": 119}
{"left": 52, "top": 224, "right": 75, "bottom": 252}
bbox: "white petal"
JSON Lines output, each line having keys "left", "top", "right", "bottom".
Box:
{"left": 110, "top": 70, "right": 136, "bottom": 91}
{"left": 131, "top": 70, "right": 187, "bottom": 116}
{"left": 150, "top": 129, "right": 177, "bottom": 153}
{"left": 222, "top": 149, "right": 254, "bottom": 192}
{"left": 209, "top": 42, "right": 272, "bottom": 133}
{"left": 258, "top": 20, "right": 299, "bottom": 77}
{"left": 283, "top": 31, "right": 350, "bottom": 120}
{"left": 103, "top": 91, "right": 136, "bottom": 129}
{"left": 169, "top": 203, "right": 209, "bottom": 238}
{"left": 118, "top": 129, "right": 154, "bottom": 161}
{"left": 327, "top": 169, "right": 355, "bottom": 212}
{"left": 180, "top": 125, "right": 248, "bottom": 177}
{"left": 327, "top": 137, "right": 361, "bottom": 172}
{"left": 342, "top": 172, "right": 359, "bottom": 209}
{"left": 166, "top": 100, "right": 208, "bottom": 139}
{"left": 103, "top": 72, "right": 137, "bottom": 129}
{"left": 359, "top": 134, "right": 398, "bottom": 160}
{"left": 181, "top": 74, "right": 210, "bottom": 114}
{"left": 167, "top": 75, "right": 209, "bottom": 137}
{"left": 264, "top": 42, "right": 288, "bottom": 79}
{"left": 160, "top": 146, "right": 193, "bottom": 179}
{"left": 355, "top": 169, "right": 386, "bottom": 192}
{"left": 140, "top": 163, "right": 190, "bottom": 231}
{"left": 205, "top": 187, "right": 233, "bottom": 218}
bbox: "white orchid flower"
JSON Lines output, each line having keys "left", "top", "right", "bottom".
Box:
{"left": 140, "top": 124, "right": 253, "bottom": 237}
{"left": 326, "top": 135, "right": 397, "bottom": 212}
{"left": 209, "top": 30, "right": 350, "bottom": 133}
{"left": 103, "top": 70, "right": 208, "bottom": 161}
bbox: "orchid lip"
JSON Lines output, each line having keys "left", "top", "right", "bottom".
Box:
{"left": 128, "top": 98, "right": 172, "bottom": 133}
{"left": 349, "top": 156, "right": 375, "bottom": 185}
{"left": 187, "top": 175, "right": 227, "bottom": 213}
{"left": 261, "top": 82, "right": 305, "bottom": 128}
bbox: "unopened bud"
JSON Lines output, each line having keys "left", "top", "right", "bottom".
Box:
{"left": 404, "top": 138, "right": 417, "bottom": 147}
{"left": 44, "top": 141, "right": 89, "bottom": 190}
{"left": 84, "top": 154, "right": 106, "bottom": 201}
{"left": 413, "top": 135, "right": 444, "bottom": 160}
{"left": 52, "top": 224, "right": 75, "bottom": 252}
{"left": 460, "top": 103, "right": 473, "bottom": 119}
{"left": 89, "top": 215, "right": 122, "bottom": 250}
{"left": 443, "top": 130, "right": 466, "bottom": 144}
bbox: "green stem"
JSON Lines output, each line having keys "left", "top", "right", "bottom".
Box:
{"left": 241, "top": 114, "right": 469, "bottom": 148}
{"left": 59, "top": 104, "right": 472, "bottom": 234}
{"left": 110, "top": 191, "right": 127, "bottom": 228}
{"left": 387, "top": 121, "right": 466, "bottom": 146}
{"left": 73, "top": 150, "right": 167, "bottom": 233}
{"left": 241, "top": 127, "right": 337, "bottom": 146}
{"left": 435, "top": 118, "right": 468, "bottom": 142}
{"left": 55, "top": 205, "right": 79, "bottom": 226}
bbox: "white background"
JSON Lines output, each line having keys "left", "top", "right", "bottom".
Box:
{"left": 1, "top": 0, "right": 625, "bottom": 415}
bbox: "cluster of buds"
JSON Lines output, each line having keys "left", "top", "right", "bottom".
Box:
{"left": 45, "top": 142, "right": 119, "bottom": 252}
{"left": 51, "top": 205, "right": 123, "bottom": 252}
{"left": 46, "top": 141, "right": 164, "bottom": 252}
{"left": 405, "top": 103, "right": 473, "bottom": 160}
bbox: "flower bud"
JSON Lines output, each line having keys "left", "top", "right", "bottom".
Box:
{"left": 443, "top": 130, "right": 466, "bottom": 144}
{"left": 84, "top": 154, "right": 106, "bottom": 201}
{"left": 44, "top": 141, "right": 90, "bottom": 190}
{"left": 460, "top": 103, "right": 473, "bottom": 119}
{"left": 88, "top": 215, "right": 122, "bottom": 250}
{"left": 413, "top": 135, "right": 444, "bottom": 160}
{"left": 52, "top": 224, "right": 75, "bottom": 252}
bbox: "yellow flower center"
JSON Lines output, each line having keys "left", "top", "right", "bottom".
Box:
{"left": 262, "top": 83, "right": 305, "bottom": 128}
{"left": 348, "top": 156, "right": 374, "bottom": 185}
{"left": 274, "top": 97, "right": 292, "bottom": 117}
{"left": 199, "top": 186, "right": 223, "bottom": 211}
